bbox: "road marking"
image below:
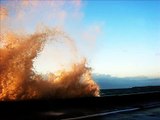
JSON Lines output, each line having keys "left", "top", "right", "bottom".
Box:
{"left": 61, "top": 108, "right": 139, "bottom": 120}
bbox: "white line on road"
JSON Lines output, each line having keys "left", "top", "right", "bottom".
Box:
{"left": 61, "top": 108, "right": 139, "bottom": 120}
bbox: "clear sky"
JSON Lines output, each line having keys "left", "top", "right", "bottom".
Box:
{"left": 1, "top": 0, "right": 160, "bottom": 78}
{"left": 80, "top": 1, "right": 160, "bottom": 76}
{"left": 83, "top": 1, "right": 160, "bottom": 77}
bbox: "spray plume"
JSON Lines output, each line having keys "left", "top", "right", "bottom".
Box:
{"left": 0, "top": 0, "right": 100, "bottom": 101}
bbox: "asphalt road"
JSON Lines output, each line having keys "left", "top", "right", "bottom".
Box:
{"left": 80, "top": 107, "right": 160, "bottom": 120}
{"left": 0, "top": 91, "right": 159, "bottom": 120}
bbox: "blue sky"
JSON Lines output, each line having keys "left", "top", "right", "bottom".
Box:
{"left": 82, "top": 1, "right": 160, "bottom": 77}
{"left": 1, "top": 0, "right": 160, "bottom": 78}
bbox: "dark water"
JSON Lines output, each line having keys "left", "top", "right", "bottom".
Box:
{"left": 100, "top": 86, "right": 160, "bottom": 96}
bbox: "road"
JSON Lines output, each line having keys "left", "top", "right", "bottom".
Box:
{"left": 80, "top": 107, "right": 160, "bottom": 120}
{"left": 0, "top": 91, "right": 160, "bottom": 120}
